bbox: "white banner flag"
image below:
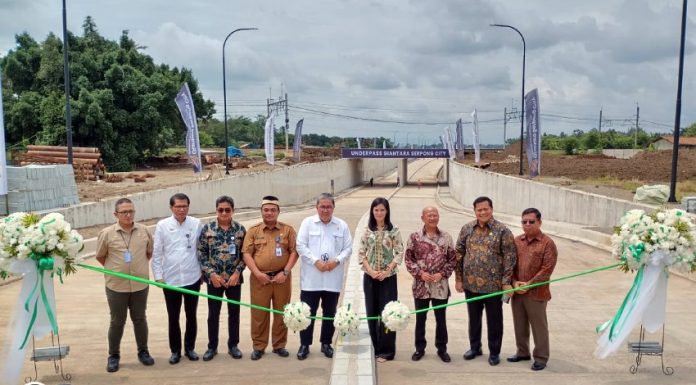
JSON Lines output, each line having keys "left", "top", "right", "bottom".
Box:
{"left": 444, "top": 127, "right": 455, "bottom": 160}
{"left": 264, "top": 112, "right": 276, "bottom": 165}
{"left": 471, "top": 109, "right": 480, "bottom": 163}
{"left": 356, "top": 137, "right": 361, "bottom": 149}
{"left": 174, "top": 83, "right": 202, "bottom": 174}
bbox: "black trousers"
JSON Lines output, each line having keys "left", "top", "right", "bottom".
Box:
{"left": 465, "top": 289, "right": 503, "bottom": 356}
{"left": 363, "top": 274, "right": 398, "bottom": 360}
{"left": 414, "top": 297, "right": 448, "bottom": 353}
{"left": 206, "top": 282, "right": 242, "bottom": 351}
{"left": 163, "top": 281, "right": 201, "bottom": 353}
{"left": 299, "top": 290, "right": 340, "bottom": 346}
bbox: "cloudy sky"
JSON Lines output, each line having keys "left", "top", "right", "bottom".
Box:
{"left": 1, "top": 0, "right": 695, "bottom": 145}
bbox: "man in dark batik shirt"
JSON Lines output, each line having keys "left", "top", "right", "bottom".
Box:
{"left": 198, "top": 195, "right": 246, "bottom": 361}
{"left": 455, "top": 196, "right": 516, "bottom": 366}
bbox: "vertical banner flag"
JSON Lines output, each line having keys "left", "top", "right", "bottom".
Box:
{"left": 174, "top": 83, "right": 202, "bottom": 173}
{"left": 444, "top": 127, "right": 455, "bottom": 160}
{"left": 356, "top": 137, "right": 362, "bottom": 149}
{"left": 471, "top": 109, "right": 480, "bottom": 163}
{"left": 439, "top": 135, "right": 445, "bottom": 148}
{"left": 264, "top": 111, "right": 276, "bottom": 165}
{"left": 292, "top": 118, "right": 303, "bottom": 161}
{"left": 455, "top": 118, "right": 464, "bottom": 158}
{"left": 0, "top": 68, "right": 8, "bottom": 195}
{"left": 382, "top": 140, "right": 386, "bottom": 149}
{"left": 525, "top": 88, "right": 541, "bottom": 177}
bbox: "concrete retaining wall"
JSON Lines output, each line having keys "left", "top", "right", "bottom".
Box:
{"left": 448, "top": 162, "right": 655, "bottom": 230}
{"left": 2, "top": 165, "right": 79, "bottom": 215}
{"left": 602, "top": 149, "right": 643, "bottom": 159}
{"left": 42, "top": 158, "right": 398, "bottom": 229}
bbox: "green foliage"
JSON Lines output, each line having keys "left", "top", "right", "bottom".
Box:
{"left": 562, "top": 137, "right": 578, "bottom": 155}
{"left": 541, "top": 129, "right": 663, "bottom": 152}
{"left": 683, "top": 122, "right": 696, "bottom": 136}
{"left": 1, "top": 18, "right": 214, "bottom": 171}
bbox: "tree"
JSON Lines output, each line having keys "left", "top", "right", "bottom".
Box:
{"left": 683, "top": 122, "right": 696, "bottom": 136}
{"left": 1, "top": 18, "right": 215, "bottom": 171}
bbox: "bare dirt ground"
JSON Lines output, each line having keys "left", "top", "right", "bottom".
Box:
{"left": 459, "top": 143, "right": 696, "bottom": 201}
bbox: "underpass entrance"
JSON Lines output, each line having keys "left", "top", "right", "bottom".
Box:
{"left": 341, "top": 148, "right": 450, "bottom": 187}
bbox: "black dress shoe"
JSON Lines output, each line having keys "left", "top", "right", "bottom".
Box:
{"left": 138, "top": 350, "right": 155, "bottom": 366}
{"left": 185, "top": 350, "right": 199, "bottom": 361}
{"left": 228, "top": 346, "right": 243, "bottom": 359}
{"left": 272, "top": 348, "right": 289, "bottom": 357}
{"left": 411, "top": 351, "right": 425, "bottom": 361}
{"left": 507, "top": 354, "right": 531, "bottom": 362}
{"left": 531, "top": 361, "right": 547, "bottom": 371}
{"left": 320, "top": 344, "right": 334, "bottom": 358}
{"left": 437, "top": 351, "right": 451, "bottom": 363}
{"left": 488, "top": 354, "right": 500, "bottom": 366}
{"left": 297, "top": 345, "right": 310, "bottom": 360}
{"left": 106, "top": 354, "right": 120, "bottom": 373}
{"left": 202, "top": 349, "right": 217, "bottom": 361}
{"left": 463, "top": 349, "right": 482, "bottom": 360}
{"left": 250, "top": 350, "right": 265, "bottom": 360}
{"left": 169, "top": 352, "right": 181, "bottom": 365}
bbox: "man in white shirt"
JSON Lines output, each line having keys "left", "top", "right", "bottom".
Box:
{"left": 152, "top": 193, "right": 202, "bottom": 365}
{"left": 295, "top": 193, "right": 352, "bottom": 360}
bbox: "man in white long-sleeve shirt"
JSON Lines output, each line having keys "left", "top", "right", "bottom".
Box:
{"left": 295, "top": 193, "right": 352, "bottom": 360}
{"left": 151, "top": 193, "right": 202, "bottom": 365}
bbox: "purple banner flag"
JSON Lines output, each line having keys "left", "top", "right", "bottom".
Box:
{"left": 293, "top": 118, "right": 303, "bottom": 161}
{"left": 175, "top": 83, "right": 202, "bottom": 173}
{"left": 455, "top": 118, "right": 464, "bottom": 158}
{"left": 525, "top": 88, "right": 541, "bottom": 177}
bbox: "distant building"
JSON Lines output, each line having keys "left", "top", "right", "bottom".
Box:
{"left": 651, "top": 136, "right": 696, "bottom": 151}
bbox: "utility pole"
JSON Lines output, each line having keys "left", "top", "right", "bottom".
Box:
{"left": 284, "top": 93, "right": 289, "bottom": 152}
{"left": 62, "top": 0, "right": 73, "bottom": 165}
{"left": 598, "top": 108, "right": 603, "bottom": 148}
{"left": 266, "top": 92, "right": 290, "bottom": 153}
{"left": 634, "top": 103, "right": 640, "bottom": 149}
{"left": 503, "top": 107, "right": 507, "bottom": 144}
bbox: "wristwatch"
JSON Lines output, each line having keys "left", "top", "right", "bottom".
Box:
{"left": 283, "top": 269, "right": 290, "bottom": 276}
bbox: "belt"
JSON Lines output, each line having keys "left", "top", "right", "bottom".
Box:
{"left": 265, "top": 269, "right": 284, "bottom": 277}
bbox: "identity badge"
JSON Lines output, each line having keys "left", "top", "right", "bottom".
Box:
{"left": 229, "top": 243, "right": 237, "bottom": 255}
{"left": 124, "top": 251, "right": 132, "bottom": 263}
{"left": 275, "top": 245, "right": 283, "bottom": 257}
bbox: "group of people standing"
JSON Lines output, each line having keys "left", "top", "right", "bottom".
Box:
{"left": 95, "top": 192, "right": 557, "bottom": 374}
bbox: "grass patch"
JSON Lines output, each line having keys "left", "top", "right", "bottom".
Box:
{"left": 582, "top": 176, "right": 643, "bottom": 192}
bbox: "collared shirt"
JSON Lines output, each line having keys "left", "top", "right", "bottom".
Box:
{"left": 358, "top": 226, "right": 404, "bottom": 277}
{"left": 242, "top": 221, "right": 297, "bottom": 272}
{"left": 455, "top": 218, "right": 516, "bottom": 294}
{"left": 405, "top": 227, "right": 457, "bottom": 299}
{"left": 514, "top": 231, "right": 558, "bottom": 301}
{"left": 296, "top": 214, "right": 353, "bottom": 292}
{"left": 197, "top": 220, "right": 247, "bottom": 281}
{"left": 96, "top": 222, "right": 153, "bottom": 293}
{"left": 151, "top": 215, "right": 202, "bottom": 287}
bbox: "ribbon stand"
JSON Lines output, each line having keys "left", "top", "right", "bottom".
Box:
{"left": 628, "top": 324, "right": 674, "bottom": 375}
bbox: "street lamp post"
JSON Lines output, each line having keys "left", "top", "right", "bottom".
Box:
{"left": 668, "top": 0, "right": 688, "bottom": 203}
{"left": 222, "top": 27, "right": 257, "bottom": 175}
{"left": 491, "top": 23, "right": 526, "bottom": 175}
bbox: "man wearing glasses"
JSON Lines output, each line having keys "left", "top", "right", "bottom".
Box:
{"left": 507, "top": 208, "right": 557, "bottom": 372}
{"left": 96, "top": 198, "right": 155, "bottom": 373}
{"left": 454, "top": 196, "right": 516, "bottom": 366}
{"left": 295, "top": 193, "right": 352, "bottom": 360}
{"left": 152, "top": 193, "right": 202, "bottom": 364}
{"left": 197, "top": 196, "right": 247, "bottom": 361}
{"left": 242, "top": 196, "right": 298, "bottom": 361}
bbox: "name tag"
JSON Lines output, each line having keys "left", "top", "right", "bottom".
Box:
{"left": 124, "top": 251, "right": 132, "bottom": 263}
{"left": 229, "top": 243, "right": 237, "bottom": 255}
{"left": 276, "top": 246, "right": 283, "bottom": 257}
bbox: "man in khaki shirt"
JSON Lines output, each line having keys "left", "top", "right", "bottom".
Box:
{"left": 96, "top": 198, "right": 154, "bottom": 373}
{"left": 242, "top": 196, "right": 298, "bottom": 361}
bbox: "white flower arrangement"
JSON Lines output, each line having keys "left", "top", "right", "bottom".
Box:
{"left": 333, "top": 304, "right": 360, "bottom": 336}
{"left": 0, "top": 212, "right": 84, "bottom": 279}
{"left": 381, "top": 301, "right": 411, "bottom": 332}
{"left": 283, "top": 301, "right": 311, "bottom": 332}
{"left": 611, "top": 208, "right": 696, "bottom": 273}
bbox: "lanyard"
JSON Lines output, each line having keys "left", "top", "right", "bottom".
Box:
{"left": 119, "top": 230, "right": 133, "bottom": 252}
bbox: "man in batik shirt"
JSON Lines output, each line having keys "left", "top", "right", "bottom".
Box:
{"left": 405, "top": 206, "right": 457, "bottom": 363}
{"left": 455, "top": 196, "right": 516, "bottom": 366}
{"left": 198, "top": 195, "right": 246, "bottom": 361}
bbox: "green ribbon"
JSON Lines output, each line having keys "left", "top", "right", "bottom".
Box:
{"left": 79, "top": 261, "right": 621, "bottom": 321}
{"left": 20, "top": 253, "right": 60, "bottom": 349}
{"left": 595, "top": 265, "right": 645, "bottom": 340}
{"left": 626, "top": 243, "right": 645, "bottom": 263}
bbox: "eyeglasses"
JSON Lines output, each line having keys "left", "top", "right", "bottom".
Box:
{"left": 318, "top": 205, "right": 334, "bottom": 211}
{"left": 116, "top": 210, "right": 135, "bottom": 215}
{"left": 216, "top": 208, "right": 232, "bottom": 213}
{"left": 173, "top": 205, "right": 189, "bottom": 210}
{"left": 521, "top": 220, "right": 537, "bottom": 225}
